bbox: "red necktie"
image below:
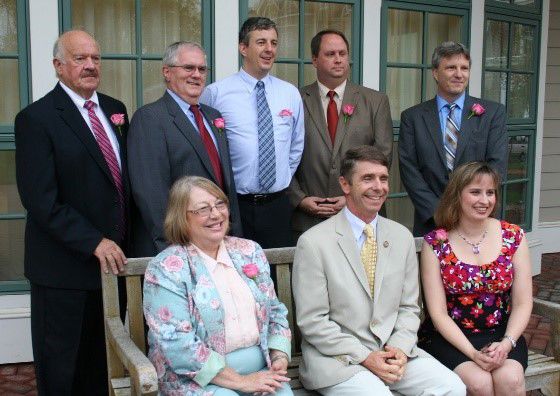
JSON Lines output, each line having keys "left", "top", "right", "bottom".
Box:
{"left": 84, "top": 100, "right": 125, "bottom": 237}
{"left": 327, "top": 90, "right": 338, "bottom": 144}
{"left": 189, "top": 105, "right": 224, "bottom": 189}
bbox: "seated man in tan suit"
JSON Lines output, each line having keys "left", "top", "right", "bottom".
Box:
{"left": 293, "top": 146, "right": 465, "bottom": 395}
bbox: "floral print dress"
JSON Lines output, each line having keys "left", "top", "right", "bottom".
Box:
{"left": 418, "top": 221, "right": 528, "bottom": 370}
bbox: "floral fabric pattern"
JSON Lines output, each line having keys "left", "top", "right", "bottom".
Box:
{"left": 425, "top": 221, "right": 524, "bottom": 334}
{"left": 143, "top": 237, "right": 291, "bottom": 395}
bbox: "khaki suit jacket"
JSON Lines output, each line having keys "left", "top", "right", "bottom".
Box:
{"left": 288, "top": 81, "right": 393, "bottom": 233}
{"left": 292, "top": 211, "right": 423, "bottom": 390}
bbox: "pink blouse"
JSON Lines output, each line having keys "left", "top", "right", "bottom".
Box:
{"left": 195, "top": 243, "right": 260, "bottom": 353}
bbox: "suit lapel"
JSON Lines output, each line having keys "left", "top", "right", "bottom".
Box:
{"left": 455, "top": 95, "right": 475, "bottom": 165}
{"left": 302, "top": 83, "right": 332, "bottom": 151}
{"left": 164, "top": 92, "right": 219, "bottom": 184}
{"left": 54, "top": 84, "right": 114, "bottom": 183}
{"left": 421, "top": 98, "right": 447, "bottom": 168}
{"left": 335, "top": 212, "right": 372, "bottom": 298}
{"left": 373, "top": 217, "right": 392, "bottom": 302}
{"left": 332, "top": 81, "right": 358, "bottom": 156}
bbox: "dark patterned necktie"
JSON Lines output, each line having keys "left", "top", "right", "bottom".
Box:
{"left": 256, "top": 80, "right": 276, "bottom": 192}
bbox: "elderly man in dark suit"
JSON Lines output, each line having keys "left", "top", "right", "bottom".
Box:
{"left": 289, "top": 30, "right": 393, "bottom": 241}
{"left": 398, "top": 41, "right": 508, "bottom": 237}
{"left": 15, "top": 30, "right": 130, "bottom": 395}
{"left": 127, "top": 41, "right": 241, "bottom": 257}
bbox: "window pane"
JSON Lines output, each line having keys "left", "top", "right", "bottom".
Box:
{"left": 511, "top": 23, "right": 535, "bottom": 71}
{"left": 142, "top": 60, "right": 165, "bottom": 105}
{"left": 483, "top": 71, "right": 507, "bottom": 105}
{"left": 385, "top": 196, "right": 414, "bottom": 231}
{"left": 303, "top": 63, "right": 316, "bottom": 86}
{"left": 98, "top": 60, "right": 137, "bottom": 113}
{"left": 0, "top": 58, "right": 19, "bottom": 123}
{"left": 513, "top": 0, "right": 536, "bottom": 6}
{"left": 72, "top": 0, "right": 135, "bottom": 54}
{"left": 142, "top": 0, "right": 202, "bottom": 55}
{"left": 387, "top": 9, "right": 422, "bottom": 64}
{"left": 508, "top": 73, "right": 532, "bottom": 119}
{"left": 271, "top": 62, "right": 298, "bottom": 87}
{"left": 304, "top": 1, "right": 353, "bottom": 60}
{"left": 0, "top": 0, "right": 18, "bottom": 52}
{"left": 425, "top": 13, "right": 462, "bottom": 62}
{"left": 507, "top": 135, "right": 529, "bottom": 180}
{"left": 505, "top": 183, "right": 527, "bottom": 225}
{"left": 387, "top": 67, "right": 421, "bottom": 121}
{"left": 485, "top": 20, "right": 509, "bottom": 69}
{"left": 0, "top": 218, "right": 25, "bottom": 281}
{"left": 248, "top": 0, "right": 299, "bottom": 59}
{"left": 388, "top": 141, "right": 407, "bottom": 193}
{"left": 0, "top": 151, "right": 24, "bottom": 213}
{"left": 425, "top": 68, "right": 437, "bottom": 100}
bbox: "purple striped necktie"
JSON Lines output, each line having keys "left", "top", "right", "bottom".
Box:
{"left": 84, "top": 100, "right": 125, "bottom": 237}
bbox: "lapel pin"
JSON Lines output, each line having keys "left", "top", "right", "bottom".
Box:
{"left": 383, "top": 241, "right": 389, "bottom": 248}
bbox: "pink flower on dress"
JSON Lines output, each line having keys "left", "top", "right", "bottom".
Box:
{"left": 177, "top": 320, "right": 193, "bottom": 332}
{"left": 210, "top": 299, "right": 221, "bottom": 309}
{"left": 242, "top": 263, "right": 259, "bottom": 279}
{"left": 279, "top": 108, "right": 293, "bottom": 117}
{"left": 226, "top": 237, "right": 255, "bottom": 255}
{"left": 110, "top": 113, "right": 125, "bottom": 136}
{"left": 162, "top": 255, "right": 183, "bottom": 272}
{"left": 212, "top": 117, "right": 225, "bottom": 132}
{"left": 158, "top": 307, "right": 173, "bottom": 322}
{"left": 194, "top": 344, "right": 210, "bottom": 362}
{"left": 342, "top": 104, "right": 355, "bottom": 123}
{"left": 468, "top": 103, "right": 485, "bottom": 119}
{"left": 435, "top": 229, "right": 448, "bottom": 242}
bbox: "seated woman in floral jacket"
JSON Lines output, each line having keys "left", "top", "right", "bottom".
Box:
{"left": 143, "top": 176, "right": 293, "bottom": 395}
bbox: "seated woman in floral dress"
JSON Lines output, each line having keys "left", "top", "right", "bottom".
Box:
{"left": 419, "top": 162, "right": 532, "bottom": 396}
{"left": 143, "top": 176, "right": 293, "bottom": 395}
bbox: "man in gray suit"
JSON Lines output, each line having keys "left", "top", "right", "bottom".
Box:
{"left": 399, "top": 41, "right": 507, "bottom": 237}
{"left": 288, "top": 30, "right": 393, "bottom": 240}
{"left": 128, "top": 41, "right": 241, "bottom": 256}
{"left": 293, "top": 146, "right": 464, "bottom": 395}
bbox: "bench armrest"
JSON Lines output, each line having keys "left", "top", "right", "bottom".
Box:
{"left": 106, "top": 317, "right": 158, "bottom": 395}
{"left": 532, "top": 297, "right": 560, "bottom": 362}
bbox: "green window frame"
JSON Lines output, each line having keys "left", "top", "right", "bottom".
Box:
{"left": 60, "top": 0, "right": 213, "bottom": 113}
{"left": 482, "top": 4, "right": 541, "bottom": 231}
{"left": 380, "top": 0, "right": 470, "bottom": 231}
{"left": 0, "top": 0, "right": 30, "bottom": 294}
{"left": 239, "top": 0, "right": 362, "bottom": 88}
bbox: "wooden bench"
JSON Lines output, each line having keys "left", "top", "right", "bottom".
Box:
{"left": 101, "top": 246, "right": 560, "bottom": 395}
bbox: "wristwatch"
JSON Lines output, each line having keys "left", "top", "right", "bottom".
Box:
{"left": 502, "top": 334, "right": 517, "bottom": 348}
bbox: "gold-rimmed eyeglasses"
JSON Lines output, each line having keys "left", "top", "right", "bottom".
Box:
{"left": 187, "top": 201, "right": 228, "bottom": 217}
{"left": 168, "top": 64, "right": 210, "bottom": 74}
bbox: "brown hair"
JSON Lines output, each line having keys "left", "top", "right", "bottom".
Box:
{"left": 434, "top": 162, "right": 501, "bottom": 230}
{"left": 164, "top": 176, "right": 229, "bottom": 246}
{"left": 340, "top": 145, "right": 389, "bottom": 183}
{"left": 310, "top": 29, "right": 350, "bottom": 58}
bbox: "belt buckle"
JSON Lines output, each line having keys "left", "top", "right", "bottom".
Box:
{"left": 253, "top": 193, "right": 266, "bottom": 203}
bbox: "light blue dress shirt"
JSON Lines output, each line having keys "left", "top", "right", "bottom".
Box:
{"left": 167, "top": 89, "right": 220, "bottom": 151}
{"left": 436, "top": 92, "right": 465, "bottom": 144}
{"left": 343, "top": 206, "right": 379, "bottom": 251}
{"left": 200, "top": 68, "right": 304, "bottom": 194}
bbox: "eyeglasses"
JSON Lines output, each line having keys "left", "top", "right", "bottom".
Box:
{"left": 168, "top": 64, "right": 210, "bottom": 74}
{"left": 187, "top": 201, "right": 228, "bottom": 217}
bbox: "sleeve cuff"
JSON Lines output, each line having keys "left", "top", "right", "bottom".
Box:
{"left": 193, "top": 350, "right": 226, "bottom": 387}
{"left": 268, "top": 335, "right": 292, "bottom": 361}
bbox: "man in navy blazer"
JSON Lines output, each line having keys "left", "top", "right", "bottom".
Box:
{"left": 399, "top": 42, "right": 507, "bottom": 236}
{"left": 15, "top": 30, "right": 130, "bottom": 395}
{"left": 127, "top": 41, "right": 242, "bottom": 257}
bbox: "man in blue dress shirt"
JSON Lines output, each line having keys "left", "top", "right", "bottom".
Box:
{"left": 201, "top": 17, "right": 304, "bottom": 248}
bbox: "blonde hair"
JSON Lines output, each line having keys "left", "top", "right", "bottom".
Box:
{"left": 164, "top": 176, "right": 229, "bottom": 246}
{"left": 434, "top": 162, "right": 501, "bottom": 231}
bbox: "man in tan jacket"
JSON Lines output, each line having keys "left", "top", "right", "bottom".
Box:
{"left": 293, "top": 146, "right": 465, "bottom": 395}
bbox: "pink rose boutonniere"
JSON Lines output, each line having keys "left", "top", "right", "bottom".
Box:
{"left": 342, "top": 104, "right": 355, "bottom": 123}
{"left": 213, "top": 117, "right": 225, "bottom": 133}
{"left": 279, "top": 109, "right": 293, "bottom": 117}
{"left": 467, "top": 103, "right": 485, "bottom": 119}
{"left": 435, "top": 228, "right": 448, "bottom": 243}
{"left": 110, "top": 113, "right": 125, "bottom": 136}
{"left": 242, "top": 263, "right": 259, "bottom": 279}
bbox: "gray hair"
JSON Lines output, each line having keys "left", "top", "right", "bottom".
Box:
{"left": 162, "top": 41, "right": 206, "bottom": 66}
{"left": 53, "top": 29, "right": 95, "bottom": 62}
{"left": 431, "top": 41, "right": 471, "bottom": 69}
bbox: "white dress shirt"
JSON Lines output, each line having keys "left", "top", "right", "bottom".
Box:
{"left": 317, "top": 79, "right": 347, "bottom": 120}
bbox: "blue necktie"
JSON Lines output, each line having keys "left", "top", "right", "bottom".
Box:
{"left": 256, "top": 80, "right": 276, "bottom": 191}
{"left": 444, "top": 103, "right": 459, "bottom": 171}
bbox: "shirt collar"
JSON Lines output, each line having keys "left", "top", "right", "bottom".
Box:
{"left": 343, "top": 206, "right": 378, "bottom": 242}
{"left": 238, "top": 67, "right": 272, "bottom": 92}
{"left": 436, "top": 91, "right": 466, "bottom": 113}
{"left": 59, "top": 80, "right": 99, "bottom": 109}
{"left": 317, "top": 79, "right": 347, "bottom": 100}
{"left": 167, "top": 88, "right": 196, "bottom": 114}
{"left": 193, "top": 241, "right": 234, "bottom": 273}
